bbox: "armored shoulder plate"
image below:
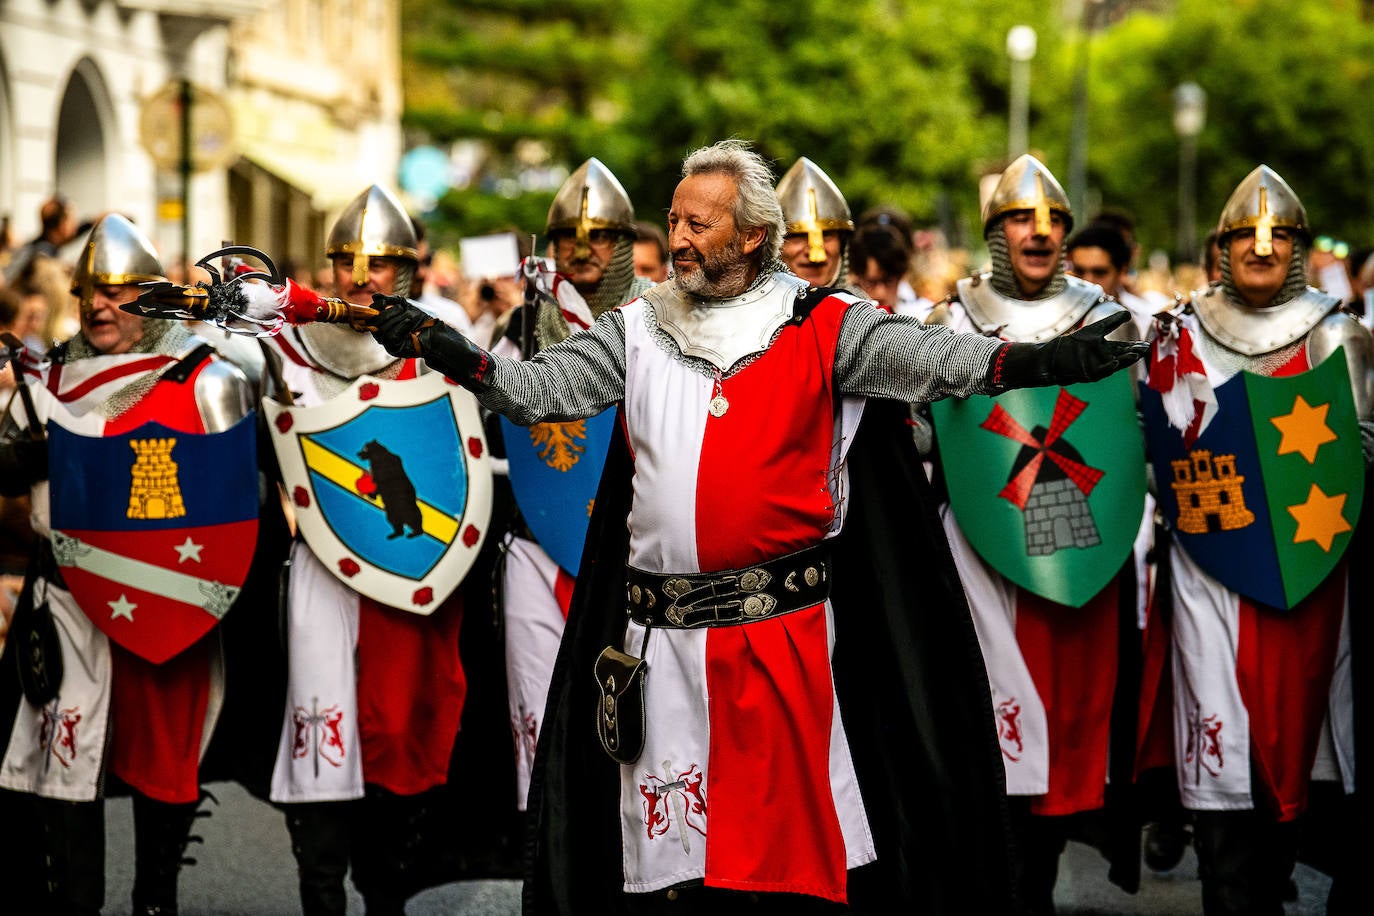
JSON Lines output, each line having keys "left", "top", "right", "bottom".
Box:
{"left": 647, "top": 272, "right": 805, "bottom": 372}
{"left": 955, "top": 273, "right": 1103, "bottom": 343}
{"left": 1193, "top": 285, "right": 1338, "bottom": 357}
{"left": 1309, "top": 311, "right": 1374, "bottom": 420}
{"left": 194, "top": 356, "right": 253, "bottom": 433}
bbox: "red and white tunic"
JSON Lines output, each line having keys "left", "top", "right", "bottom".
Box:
{"left": 1, "top": 337, "right": 236, "bottom": 804}
{"left": 266, "top": 329, "right": 466, "bottom": 804}
{"left": 939, "top": 299, "right": 1123, "bottom": 816}
{"left": 1157, "top": 329, "right": 1354, "bottom": 818}
{"left": 616, "top": 292, "right": 871, "bottom": 902}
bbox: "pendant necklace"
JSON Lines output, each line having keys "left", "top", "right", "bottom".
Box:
{"left": 709, "top": 367, "right": 729, "bottom": 417}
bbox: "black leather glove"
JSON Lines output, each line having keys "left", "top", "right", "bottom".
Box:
{"left": 370, "top": 294, "right": 493, "bottom": 389}
{"left": 987, "top": 311, "right": 1148, "bottom": 391}
{"left": 0, "top": 436, "right": 49, "bottom": 496}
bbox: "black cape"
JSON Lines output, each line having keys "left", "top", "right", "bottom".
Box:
{"left": 522, "top": 397, "right": 1019, "bottom": 914}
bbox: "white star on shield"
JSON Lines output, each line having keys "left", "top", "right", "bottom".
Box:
{"left": 174, "top": 536, "right": 204, "bottom": 563}
{"left": 108, "top": 595, "right": 137, "bottom": 622}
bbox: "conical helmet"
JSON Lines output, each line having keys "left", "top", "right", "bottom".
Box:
{"left": 326, "top": 185, "right": 418, "bottom": 287}
{"left": 70, "top": 214, "right": 165, "bottom": 310}
{"left": 1216, "top": 165, "right": 1309, "bottom": 257}
{"left": 545, "top": 158, "right": 636, "bottom": 242}
{"left": 776, "top": 157, "right": 853, "bottom": 263}
{"left": 982, "top": 154, "right": 1072, "bottom": 238}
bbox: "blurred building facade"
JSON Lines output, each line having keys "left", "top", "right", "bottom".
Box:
{"left": 0, "top": 0, "right": 403, "bottom": 275}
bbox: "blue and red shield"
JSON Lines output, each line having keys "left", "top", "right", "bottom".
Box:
{"left": 48, "top": 416, "right": 259, "bottom": 664}
{"left": 264, "top": 373, "right": 492, "bottom": 611}
{"left": 1141, "top": 353, "right": 1363, "bottom": 610}
{"left": 501, "top": 409, "right": 615, "bottom": 574}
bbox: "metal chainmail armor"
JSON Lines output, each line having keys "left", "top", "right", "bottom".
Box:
{"left": 535, "top": 235, "right": 652, "bottom": 350}
{"left": 477, "top": 266, "right": 1001, "bottom": 425}
{"left": 62, "top": 319, "right": 198, "bottom": 419}
{"left": 1206, "top": 242, "right": 1312, "bottom": 378}
{"left": 987, "top": 220, "right": 1068, "bottom": 301}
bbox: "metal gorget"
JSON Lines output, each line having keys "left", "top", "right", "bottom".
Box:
{"left": 955, "top": 273, "right": 1103, "bottom": 343}
{"left": 1193, "top": 285, "right": 1338, "bottom": 357}
{"left": 646, "top": 271, "right": 805, "bottom": 372}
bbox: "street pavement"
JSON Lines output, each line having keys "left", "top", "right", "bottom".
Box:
{"left": 100, "top": 782, "right": 1332, "bottom": 915}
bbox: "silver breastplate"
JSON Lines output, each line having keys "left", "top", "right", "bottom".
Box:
{"left": 1192, "top": 285, "right": 1339, "bottom": 357}
{"left": 646, "top": 272, "right": 805, "bottom": 372}
{"left": 955, "top": 273, "right": 1103, "bottom": 343}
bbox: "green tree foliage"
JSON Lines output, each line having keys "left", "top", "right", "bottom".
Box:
{"left": 403, "top": 0, "right": 1374, "bottom": 258}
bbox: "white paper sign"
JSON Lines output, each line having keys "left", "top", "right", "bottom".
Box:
{"left": 459, "top": 233, "right": 520, "bottom": 280}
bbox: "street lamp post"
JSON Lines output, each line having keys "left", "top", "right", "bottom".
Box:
{"left": 1006, "top": 25, "right": 1037, "bottom": 159}
{"left": 1174, "top": 82, "right": 1207, "bottom": 264}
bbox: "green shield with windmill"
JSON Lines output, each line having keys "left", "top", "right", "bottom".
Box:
{"left": 931, "top": 371, "right": 1146, "bottom": 607}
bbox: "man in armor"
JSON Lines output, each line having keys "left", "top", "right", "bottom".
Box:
{"left": 1138, "top": 166, "right": 1373, "bottom": 914}
{"left": 367, "top": 139, "right": 1144, "bottom": 913}
{"left": 776, "top": 157, "right": 854, "bottom": 288}
{"left": 0, "top": 215, "right": 251, "bottom": 915}
{"left": 264, "top": 185, "right": 470, "bottom": 916}
{"left": 926, "top": 154, "right": 1145, "bottom": 914}
{"left": 494, "top": 158, "right": 653, "bottom": 813}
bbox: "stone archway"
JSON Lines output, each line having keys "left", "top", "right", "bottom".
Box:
{"left": 54, "top": 57, "right": 114, "bottom": 214}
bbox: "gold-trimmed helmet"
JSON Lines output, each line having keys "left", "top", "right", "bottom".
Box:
{"left": 70, "top": 214, "right": 165, "bottom": 311}
{"left": 326, "top": 184, "right": 419, "bottom": 287}
{"left": 982, "top": 154, "right": 1072, "bottom": 238}
{"left": 1216, "top": 165, "right": 1309, "bottom": 257}
{"left": 776, "top": 157, "right": 854, "bottom": 263}
{"left": 545, "top": 158, "right": 636, "bottom": 244}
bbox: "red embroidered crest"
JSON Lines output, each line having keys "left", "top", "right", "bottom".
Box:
{"left": 996, "top": 697, "right": 1024, "bottom": 761}
{"left": 639, "top": 759, "right": 708, "bottom": 852}
{"left": 292, "top": 699, "right": 346, "bottom": 773}
{"left": 1186, "top": 708, "right": 1225, "bottom": 779}
{"left": 39, "top": 705, "right": 82, "bottom": 769}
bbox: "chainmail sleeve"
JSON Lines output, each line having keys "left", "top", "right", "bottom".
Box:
{"left": 835, "top": 302, "right": 1003, "bottom": 402}
{"left": 476, "top": 308, "right": 627, "bottom": 424}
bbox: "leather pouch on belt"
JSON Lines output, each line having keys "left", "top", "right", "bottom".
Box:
{"left": 594, "top": 646, "right": 647, "bottom": 765}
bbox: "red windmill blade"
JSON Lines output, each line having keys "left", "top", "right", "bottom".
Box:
{"left": 980, "top": 389, "right": 1104, "bottom": 510}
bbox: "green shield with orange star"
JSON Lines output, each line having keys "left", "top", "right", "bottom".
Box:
{"left": 931, "top": 372, "right": 1147, "bottom": 607}
{"left": 1140, "top": 350, "right": 1364, "bottom": 610}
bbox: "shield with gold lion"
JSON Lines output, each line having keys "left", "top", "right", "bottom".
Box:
{"left": 501, "top": 409, "right": 616, "bottom": 574}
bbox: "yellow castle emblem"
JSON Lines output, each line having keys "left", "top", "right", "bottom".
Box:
{"left": 1171, "top": 449, "right": 1253, "bottom": 535}
{"left": 127, "top": 437, "right": 186, "bottom": 520}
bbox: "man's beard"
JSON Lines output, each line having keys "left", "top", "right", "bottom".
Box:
{"left": 675, "top": 235, "right": 755, "bottom": 299}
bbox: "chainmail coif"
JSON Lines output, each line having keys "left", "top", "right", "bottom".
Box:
{"left": 63, "top": 319, "right": 197, "bottom": 419}
{"left": 987, "top": 220, "right": 1068, "bottom": 301}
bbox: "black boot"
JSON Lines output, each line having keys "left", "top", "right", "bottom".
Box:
{"left": 284, "top": 801, "right": 355, "bottom": 916}
{"left": 131, "top": 792, "right": 202, "bottom": 915}
{"left": 37, "top": 796, "right": 105, "bottom": 916}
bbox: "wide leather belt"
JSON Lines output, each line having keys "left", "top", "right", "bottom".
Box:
{"left": 626, "top": 544, "right": 831, "bottom": 629}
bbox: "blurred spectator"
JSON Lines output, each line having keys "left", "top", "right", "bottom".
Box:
{"left": 1066, "top": 223, "right": 1151, "bottom": 331}
{"left": 0, "top": 213, "right": 13, "bottom": 275}
{"left": 633, "top": 221, "right": 669, "bottom": 282}
{"left": 0, "top": 284, "right": 35, "bottom": 647}
{"left": 1349, "top": 248, "right": 1374, "bottom": 329}
{"left": 3, "top": 194, "right": 83, "bottom": 285}
{"left": 1202, "top": 228, "right": 1222, "bottom": 283}
{"left": 13, "top": 254, "right": 77, "bottom": 351}
{"left": 857, "top": 206, "right": 934, "bottom": 314}
{"left": 848, "top": 221, "right": 923, "bottom": 316}
{"left": 1308, "top": 234, "right": 1355, "bottom": 304}
{"left": 410, "top": 215, "right": 481, "bottom": 338}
